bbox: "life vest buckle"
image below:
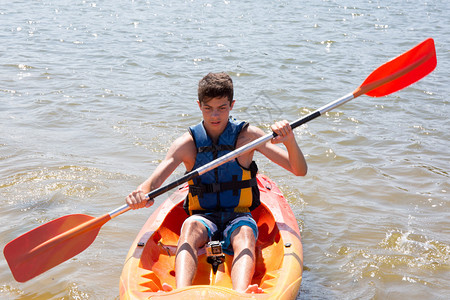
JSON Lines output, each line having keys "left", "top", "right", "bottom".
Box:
{"left": 210, "top": 183, "right": 221, "bottom": 193}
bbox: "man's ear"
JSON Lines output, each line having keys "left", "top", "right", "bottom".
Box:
{"left": 197, "top": 100, "right": 202, "bottom": 109}
{"left": 230, "top": 100, "right": 236, "bottom": 110}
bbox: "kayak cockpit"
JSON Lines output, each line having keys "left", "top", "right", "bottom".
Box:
{"left": 120, "top": 174, "right": 302, "bottom": 300}
{"left": 135, "top": 200, "right": 283, "bottom": 292}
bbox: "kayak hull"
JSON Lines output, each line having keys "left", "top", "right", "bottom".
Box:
{"left": 120, "top": 174, "right": 303, "bottom": 299}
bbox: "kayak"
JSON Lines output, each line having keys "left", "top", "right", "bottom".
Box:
{"left": 119, "top": 174, "right": 303, "bottom": 299}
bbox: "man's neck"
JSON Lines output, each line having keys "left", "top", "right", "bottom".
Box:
{"left": 203, "top": 120, "right": 228, "bottom": 144}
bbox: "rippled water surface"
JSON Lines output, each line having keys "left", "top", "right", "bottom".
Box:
{"left": 1, "top": 0, "right": 449, "bottom": 299}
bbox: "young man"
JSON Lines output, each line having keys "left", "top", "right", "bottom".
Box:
{"left": 126, "top": 72, "right": 307, "bottom": 293}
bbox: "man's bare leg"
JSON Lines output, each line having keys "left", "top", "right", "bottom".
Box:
{"left": 230, "top": 226, "right": 263, "bottom": 293}
{"left": 174, "top": 219, "right": 209, "bottom": 289}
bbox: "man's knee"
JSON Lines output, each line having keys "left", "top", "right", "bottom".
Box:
{"left": 231, "top": 225, "right": 256, "bottom": 250}
{"left": 179, "top": 219, "right": 208, "bottom": 247}
{"left": 180, "top": 218, "right": 206, "bottom": 234}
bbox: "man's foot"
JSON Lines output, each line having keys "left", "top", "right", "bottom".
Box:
{"left": 244, "top": 284, "right": 263, "bottom": 294}
{"left": 161, "top": 283, "right": 173, "bottom": 292}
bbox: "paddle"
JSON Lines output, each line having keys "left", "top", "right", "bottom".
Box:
{"left": 4, "top": 38, "right": 436, "bottom": 283}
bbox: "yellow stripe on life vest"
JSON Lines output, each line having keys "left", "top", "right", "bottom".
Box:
{"left": 187, "top": 179, "right": 201, "bottom": 213}
{"left": 235, "top": 169, "right": 252, "bottom": 212}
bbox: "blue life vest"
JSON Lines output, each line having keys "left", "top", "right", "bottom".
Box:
{"left": 184, "top": 118, "right": 260, "bottom": 215}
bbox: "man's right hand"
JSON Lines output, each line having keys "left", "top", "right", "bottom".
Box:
{"left": 126, "top": 190, "right": 154, "bottom": 210}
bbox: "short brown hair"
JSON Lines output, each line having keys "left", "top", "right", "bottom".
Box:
{"left": 198, "top": 72, "right": 233, "bottom": 104}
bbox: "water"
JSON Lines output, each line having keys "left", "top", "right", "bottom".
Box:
{"left": 1, "top": 0, "right": 448, "bottom": 299}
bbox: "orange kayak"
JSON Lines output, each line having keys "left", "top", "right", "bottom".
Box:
{"left": 119, "top": 174, "right": 303, "bottom": 299}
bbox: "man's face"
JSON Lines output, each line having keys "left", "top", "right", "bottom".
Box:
{"left": 198, "top": 96, "right": 235, "bottom": 137}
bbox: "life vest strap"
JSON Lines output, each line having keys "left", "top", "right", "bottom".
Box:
{"left": 198, "top": 144, "right": 234, "bottom": 158}
{"left": 189, "top": 177, "right": 257, "bottom": 198}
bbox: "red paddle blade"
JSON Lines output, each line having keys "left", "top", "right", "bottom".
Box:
{"left": 355, "top": 38, "right": 437, "bottom": 98}
{"left": 4, "top": 213, "right": 110, "bottom": 282}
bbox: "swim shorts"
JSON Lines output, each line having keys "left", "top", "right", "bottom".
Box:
{"left": 183, "top": 212, "right": 258, "bottom": 255}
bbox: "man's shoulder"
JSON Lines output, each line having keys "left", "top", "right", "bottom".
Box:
{"left": 236, "top": 124, "right": 266, "bottom": 149}
{"left": 169, "top": 132, "right": 196, "bottom": 166}
{"left": 173, "top": 132, "right": 195, "bottom": 148}
{"left": 239, "top": 124, "right": 265, "bottom": 138}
